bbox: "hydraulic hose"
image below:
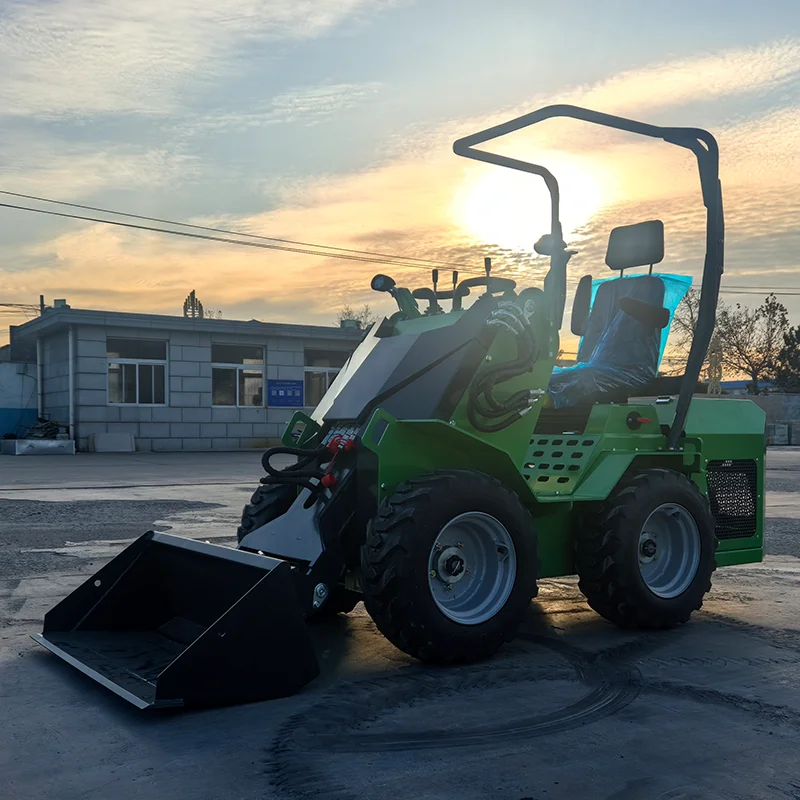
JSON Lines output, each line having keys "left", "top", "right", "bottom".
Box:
{"left": 467, "top": 302, "right": 542, "bottom": 433}
{"left": 262, "top": 445, "right": 327, "bottom": 476}
{"left": 259, "top": 444, "right": 329, "bottom": 495}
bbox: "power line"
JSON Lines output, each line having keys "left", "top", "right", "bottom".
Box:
{"left": 0, "top": 201, "right": 490, "bottom": 274}
{"left": 719, "top": 289, "right": 800, "bottom": 296}
{"left": 0, "top": 189, "right": 473, "bottom": 272}
{"left": 2, "top": 190, "right": 797, "bottom": 293}
{"left": 719, "top": 285, "right": 800, "bottom": 291}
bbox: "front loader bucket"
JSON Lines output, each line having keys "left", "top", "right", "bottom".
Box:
{"left": 32, "top": 531, "right": 319, "bottom": 709}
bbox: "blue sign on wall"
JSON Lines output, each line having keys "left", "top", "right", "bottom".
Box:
{"left": 268, "top": 379, "right": 304, "bottom": 408}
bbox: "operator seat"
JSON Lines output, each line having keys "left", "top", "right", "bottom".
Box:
{"left": 547, "top": 220, "right": 671, "bottom": 409}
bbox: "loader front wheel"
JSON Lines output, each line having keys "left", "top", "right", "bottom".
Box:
{"left": 237, "top": 482, "right": 296, "bottom": 544}
{"left": 575, "top": 468, "right": 717, "bottom": 629}
{"left": 360, "top": 470, "right": 539, "bottom": 664}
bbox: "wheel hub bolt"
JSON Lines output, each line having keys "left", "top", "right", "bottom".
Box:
{"left": 430, "top": 570, "right": 437, "bottom": 578}
{"left": 641, "top": 539, "right": 657, "bottom": 558}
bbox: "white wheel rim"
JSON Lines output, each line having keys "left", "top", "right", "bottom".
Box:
{"left": 638, "top": 502, "right": 701, "bottom": 599}
{"left": 428, "top": 512, "right": 517, "bottom": 625}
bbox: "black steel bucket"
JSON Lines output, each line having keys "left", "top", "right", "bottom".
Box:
{"left": 32, "top": 532, "right": 319, "bottom": 709}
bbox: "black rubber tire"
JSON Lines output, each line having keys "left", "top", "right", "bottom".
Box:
{"left": 574, "top": 468, "right": 717, "bottom": 629}
{"left": 237, "top": 482, "right": 295, "bottom": 544}
{"left": 360, "top": 469, "right": 539, "bottom": 664}
{"left": 237, "top": 482, "right": 360, "bottom": 618}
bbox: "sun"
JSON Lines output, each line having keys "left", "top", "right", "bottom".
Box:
{"left": 453, "top": 152, "right": 608, "bottom": 251}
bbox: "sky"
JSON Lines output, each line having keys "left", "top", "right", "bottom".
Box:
{"left": 1, "top": 0, "right": 799, "bottom": 347}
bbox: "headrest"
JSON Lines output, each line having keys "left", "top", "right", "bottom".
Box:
{"left": 605, "top": 220, "right": 664, "bottom": 271}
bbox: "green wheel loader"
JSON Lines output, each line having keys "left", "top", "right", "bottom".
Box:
{"left": 33, "top": 105, "right": 765, "bottom": 709}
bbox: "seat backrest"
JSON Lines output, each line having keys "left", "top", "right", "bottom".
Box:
{"left": 576, "top": 218, "right": 667, "bottom": 367}
{"left": 576, "top": 274, "right": 665, "bottom": 368}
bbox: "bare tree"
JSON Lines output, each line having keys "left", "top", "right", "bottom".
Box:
{"left": 336, "top": 304, "right": 377, "bottom": 330}
{"left": 665, "top": 289, "right": 718, "bottom": 377}
{"left": 716, "top": 294, "right": 788, "bottom": 392}
{"left": 670, "top": 290, "right": 788, "bottom": 391}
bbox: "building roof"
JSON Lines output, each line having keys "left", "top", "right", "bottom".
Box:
{"left": 12, "top": 307, "right": 365, "bottom": 343}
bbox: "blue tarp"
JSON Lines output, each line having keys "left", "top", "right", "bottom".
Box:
{"left": 584, "top": 273, "right": 692, "bottom": 368}
{"left": 547, "top": 273, "right": 693, "bottom": 408}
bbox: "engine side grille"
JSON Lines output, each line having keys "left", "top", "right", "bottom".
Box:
{"left": 706, "top": 459, "right": 758, "bottom": 540}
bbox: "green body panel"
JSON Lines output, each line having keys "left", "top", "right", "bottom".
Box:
{"left": 362, "top": 392, "right": 766, "bottom": 577}
{"left": 281, "top": 411, "right": 322, "bottom": 447}
{"left": 715, "top": 548, "right": 764, "bottom": 567}
{"left": 363, "top": 412, "right": 532, "bottom": 501}
{"left": 362, "top": 412, "right": 575, "bottom": 578}
{"left": 680, "top": 397, "right": 766, "bottom": 557}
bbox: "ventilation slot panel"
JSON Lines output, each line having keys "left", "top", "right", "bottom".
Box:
{"left": 706, "top": 459, "right": 758, "bottom": 541}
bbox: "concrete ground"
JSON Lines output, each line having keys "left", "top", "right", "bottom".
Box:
{"left": 1, "top": 450, "right": 799, "bottom": 800}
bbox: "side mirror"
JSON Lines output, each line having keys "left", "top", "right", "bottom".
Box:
{"left": 534, "top": 234, "right": 576, "bottom": 257}
{"left": 371, "top": 274, "right": 396, "bottom": 293}
{"left": 534, "top": 233, "right": 569, "bottom": 256}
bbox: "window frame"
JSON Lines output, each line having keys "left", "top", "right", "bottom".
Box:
{"left": 107, "top": 355, "right": 168, "bottom": 406}
{"left": 303, "top": 366, "right": 341, "bottom": 408}
{"left": 302, "top": 348, "right": 352, "bottom": 408}
{"left": 211, "top": 345, "right": 266, "bottom": 408}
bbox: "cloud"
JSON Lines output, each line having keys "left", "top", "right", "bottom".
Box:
{"left": 0, "top": 0, "right": 395, "bottom": 119}
{"left": 388, "top": 38, "right": 800, "bottom": 161}
{"left": 0, "top": 134, "right": 199, "bottom": 196}
{"left": 4, "top": 36, "right": 800, "bottom": 345}
{"left": 575, "top": 38, "right": 800, "bottom": 116}
{"left": 194, "top": 82, "right": 383, "bottom": 132}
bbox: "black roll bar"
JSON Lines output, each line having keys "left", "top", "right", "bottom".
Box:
{"left": 453, "top": 104, "right": 724, "bottom": 451}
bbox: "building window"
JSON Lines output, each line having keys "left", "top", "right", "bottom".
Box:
{"left": 107, "top": 338, "right": 167, "bottom": 405}
{"left": 212, "top": 344, "right": 264, "bottom": 406}
{"left": 304, "top": 348, "right": 350, "bottom": 408}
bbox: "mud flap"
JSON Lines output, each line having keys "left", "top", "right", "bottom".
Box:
{"left": 32, "top": 531, "right": 319, "bottom": 709}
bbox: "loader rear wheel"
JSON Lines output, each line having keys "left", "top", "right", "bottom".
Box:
{"left": 360, "top": 470, "right": 539, "bottom": 664}
{"left": 237, "top": 482, "right": 359, "bottom": 618}
{"left": 575, "top": 468, "right": 717, "bottom": 629}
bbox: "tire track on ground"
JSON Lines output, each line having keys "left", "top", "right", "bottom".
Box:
{"left": 268, "top": 633, "right": 651, "bottom": 797}
{"left": 645, "top": 680, "right": 800, "bottom": 728}
{"left": 267, "top": 617, "right": 800, "bottom": 798}
{"left": 701, "top": 610, "right": 800, "bottom": 652}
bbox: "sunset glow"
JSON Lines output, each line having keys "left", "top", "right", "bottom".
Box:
{"left": 0, "top": 4, "right": 798, "bottom": 344}
{"left": 453, "top": 154, "right": 608, "bottom": 250}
